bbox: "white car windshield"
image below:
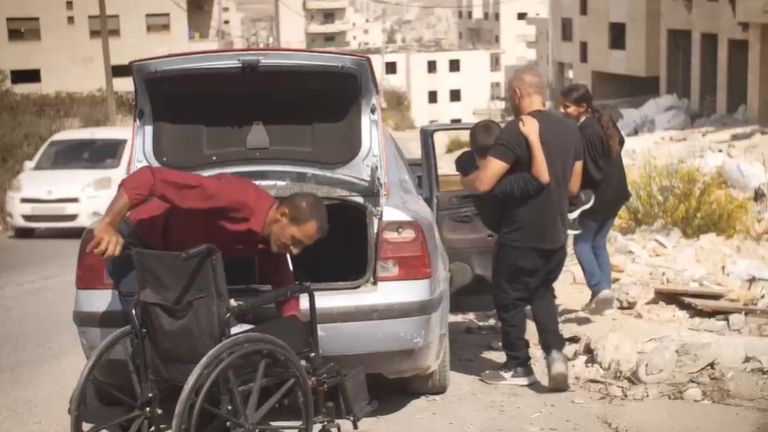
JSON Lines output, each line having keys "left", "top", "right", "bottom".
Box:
{"left": 34, "top": 139, "right": 126, "bottom": 170}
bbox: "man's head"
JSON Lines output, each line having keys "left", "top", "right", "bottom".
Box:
{"left": 507, "top": 64, "right": 548, "bottom": 117}
{"left": 469, "top": 120, "right": 502, "bottom": 160}
{"left": 264, "top": 193, "right": 328, "bottom": 255}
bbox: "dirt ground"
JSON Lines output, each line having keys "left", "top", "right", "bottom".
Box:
{"left": 356, "top": 275, "right": 768, "bottom": 432}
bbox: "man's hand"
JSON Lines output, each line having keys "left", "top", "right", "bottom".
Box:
{"left": 518, "top": 115, "right": 540, "bottom": 143}
{"left": 87, "top": 221, "right": 125, "bottom": 258}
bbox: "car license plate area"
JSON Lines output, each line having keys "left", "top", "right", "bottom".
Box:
{"left": 31, "top": 206, "right": 67, "bottom": 215}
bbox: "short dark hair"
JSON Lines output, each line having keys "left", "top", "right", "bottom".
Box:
{"left": 469, "top": 120, "right": 502, "bottom": 158}
{"left": 278, "top": 193, "right": 329, "bottom": 236}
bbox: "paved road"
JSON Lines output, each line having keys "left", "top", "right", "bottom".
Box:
{"left": 2, "top": 231, "right": 766, "bottom": 432}
{"left": 0, "top": 230, "right": 84, "bottom": 431}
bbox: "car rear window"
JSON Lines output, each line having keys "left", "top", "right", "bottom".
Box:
{"left": 34, "top": 139, "right": 126, "bottom": 170}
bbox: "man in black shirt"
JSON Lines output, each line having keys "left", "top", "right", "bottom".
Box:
{"left": 461, "top": 65, "right": 584, "bottom": 391}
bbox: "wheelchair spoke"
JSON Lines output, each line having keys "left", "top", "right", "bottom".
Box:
{"left": 245, "top": 358, "right": 267, "bottom": 423}
{"left": 249, "top": 378, "right": 296, "bottom": 425}
{"left": 227, "top": 369, "right": 246, "bottom": 420}
{"left": 91, "top": 378, "right": 137, "bottom": 407}
{"left": 84, "top": 410, "right": 143, "bottom": 432}
{"left": 192, "top": 397, "right": 250, "bottom": 428}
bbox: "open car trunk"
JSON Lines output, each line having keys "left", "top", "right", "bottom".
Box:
{"left": 223, "top": 199, "right": 373, "bottom": 289}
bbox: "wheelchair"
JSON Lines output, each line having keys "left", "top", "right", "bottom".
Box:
{"left": 69, "top": 244, "right": 375, "bottom": 432}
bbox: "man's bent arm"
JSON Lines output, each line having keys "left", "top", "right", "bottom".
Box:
{"left": 485, "top": 173, "right": 546, "bottom": 203}
{"left": 460, "top": 156, "right": 511, "bottom": 194}
{"left": 568, "top": 160, "right": 584, "bottom": 196}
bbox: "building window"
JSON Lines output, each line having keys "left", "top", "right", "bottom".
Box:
{"left": 580, "top": 41, "right": 588, "bottom": 63}
{"left": 146, "top": 14, "right": 170, "bottom": 33}
{"left": 450, "top": 89, "right": 461, "bottom": 102}
{"left": 324, "top": 35, "right": 336, "bottom": 43}
{"left": 223, "top": 6, "right": 230, "bottom": 12}
{"left": 484, "top": 12, "right": 489, "bottom": 20}
{"left": 323, "top": 12, "right": 335, "bottom": 24}
{"left": 10, "top": 69, "right": 41, "bottom": 84}
{"left": 609, "top": 22, "right": 626, "bottom": 50}
{"left": 363, "top": 29, "right": 369, "bottom": 35}
{"left": 495, "top": 12, "right": 500, "bottom": 21}
{"left": 490, "top": 53, "right": 501, "bottom": 72}
{"left": 580, "top": 0, "right": 588, "bottom": 15}
{"left": 561, "top": 18, "right": 573, "bottom": 42}
{"left": 66, "top": 1, "right": 73, "bottom": 11}
{"left": 223, "top": 20, "right": 230, "bottom": 25}
{"left": 450, "top": 118, "right": 462, "bottom": 124}
{"left": 88, "top": 15, "right": 120, "bottom": 38}
{"left": 427, "top": 60, "right": 437, "bottom": 73}
{"left": 111, "top": 64, "right": 131, "bottom": 78}
{"left": 495, "top": 34, "right": 499, "bottom": 43}
{"left": 449, "top": 59, "right": 460, "bottom": 72}
{"left": 385, "top": 61, "right": 397, "bottom": 75}
{"left": 491, "top": 82, "right": 502, "bottom": 100}
{"left": 458, "top": 10, "right": 463, "bottom": 19}
{"left": 6, "top": 18, "right": 41, "bottom": 41}
{"left": 468, "top": 11, "right": 473, "bottom": 19}
{"left": 67, "top": 16, "right": 75, "bottom": 25}
{"left": 428, "top": 91, "right": 438, "bottom": 104}
{"left": 459, "top": 31, "right": 463, "bottom": 40}
{"left": 517, "top": 12, "right": 528, "bottom": 20}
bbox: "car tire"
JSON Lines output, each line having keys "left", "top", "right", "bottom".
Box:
{"left": 405, "top": 337, "right": 450, "bottom": 395}
{"left": 13, "top": 228, "right": 35, "bottom": 239}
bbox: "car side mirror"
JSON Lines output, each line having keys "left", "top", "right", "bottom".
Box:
{"left": 22, "top": 160, "right": 33, "bottom": 171}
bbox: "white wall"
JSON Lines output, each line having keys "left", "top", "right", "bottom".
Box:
{"left": 369, "top": 49, "right": 504, "bottom": 127}
{"left": 277, "top": 0, "right": 306, "bottom": 48}
{"left": 498, "top": 0, "right": 547, "bottom": 67}
{"left": 0, "top": 0, "right": 230, "bottom": 93}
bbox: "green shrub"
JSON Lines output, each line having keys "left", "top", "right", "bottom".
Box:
{"left": 0, "top": 71, "right": 133, "bottom": 227}
{"left": 616, "top": 162, "right": 751, "bottom": 238}
{"left": 445, "top": 137, "right": 470, "bottom": 154}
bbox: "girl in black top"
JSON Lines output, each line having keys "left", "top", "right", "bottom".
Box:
{"left": 559, "top": 84, "right": 631, "bottom": 315}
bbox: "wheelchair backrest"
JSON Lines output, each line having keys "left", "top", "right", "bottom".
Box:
{"left": 132, "top": 244, "right": 229, "bottom": 385}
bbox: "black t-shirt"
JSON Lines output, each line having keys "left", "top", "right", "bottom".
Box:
{"left": 488, "top": 110, "right": 584, "bottom": 249}
{"left": 579, "top": 116, "right": 631, "bottom": 219}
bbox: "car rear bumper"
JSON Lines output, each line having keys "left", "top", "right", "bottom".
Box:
{"left": 5, "top": 192, "right": 112, "bottom": 229}
{"left": 73, "top": 280, "right": 449, "bottom": 378}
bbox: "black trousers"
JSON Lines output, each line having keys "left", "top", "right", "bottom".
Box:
{"left": 492, "top": 243, "right": 566, "bottom": 367}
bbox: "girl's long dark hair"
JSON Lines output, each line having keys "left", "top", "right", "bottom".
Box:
{"left": 560, "top": 84, "right": 622, "bottom": 159}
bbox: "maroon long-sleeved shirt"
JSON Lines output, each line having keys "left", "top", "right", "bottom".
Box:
{"left": 120, "top": 166, "right": 297, "bottom": 316}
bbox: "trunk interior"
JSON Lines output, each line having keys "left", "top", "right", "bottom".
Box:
{"left": 223, "top": 200, "right": 371, "bottom": 287}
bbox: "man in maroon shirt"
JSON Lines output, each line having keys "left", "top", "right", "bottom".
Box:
{"left": 87, "top": 166, "right": 328, "bottom": 318}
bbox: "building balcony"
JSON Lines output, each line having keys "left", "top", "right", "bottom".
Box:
{"left": 305, "top": 0, "right": 348, "bottom": 10}
{"left": 306, "top": 21, "right": 353, "bottom": 34}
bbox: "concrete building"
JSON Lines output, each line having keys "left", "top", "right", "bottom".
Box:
{"left": 276, "top": 0, "right": 306, "bottom": 48}
{"left": 1, "top": 0, "right": 242, "bottom": 93}
{"left": 661, "top": 0, "right": 768, "bottom": 124}
{"left": 367, "top": 48, "right": 505, "bottom": 127}
{"left": 549, "top": 0, "right": 662, "bottom": 100}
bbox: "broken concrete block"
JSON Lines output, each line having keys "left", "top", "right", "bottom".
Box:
{"left": 725, "top": 258, "right": 768, "bottom": 281}
{"left": 728, "top": 313, "right": 746, "bottom": 331}
{"left": 607, "top": 385, "right": 625, "bottom": 398}
{"left": 645, "top": 344, "right": 678, "bottom": 376}
{"left": 611, "top": 255, "right": 628, "bottom": 273}
{"left": 592, "top": 332, "right": 639, "bottom": 376}
{"left": 721, "top": 159, "right": 768, "bottom": 193}
{"left": 563, "top": 344, "right": 579, "bottom": 361}
{"left": 682, "top": 387, "right": 704, "bottom": 402}
{"left": 614, "top": 283, "right": 652, "bottom": 310}
{"left": 627, "top": 385, "right": 646, "bottom": 401}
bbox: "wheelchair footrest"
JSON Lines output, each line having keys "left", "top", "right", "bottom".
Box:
{"left": 339, "top": 366, "right": 376, "bottom": 422}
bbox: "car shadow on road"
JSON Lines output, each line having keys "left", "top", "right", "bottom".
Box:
{"left": 6, "top": 228, "right": 84, "bottom": 240}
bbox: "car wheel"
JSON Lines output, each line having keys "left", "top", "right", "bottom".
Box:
{"left": 13, "top": 228, "right": 35, "bottom": 239}
{"left": 405, "top": 337, "right": 450, "bottom": 395}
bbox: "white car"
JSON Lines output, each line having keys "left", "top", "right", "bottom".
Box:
{"left": 73, "top": 50, "right": 463, "bottom": 396}
{"left": 5, "top": 127, "right": 132, "bottom": 238}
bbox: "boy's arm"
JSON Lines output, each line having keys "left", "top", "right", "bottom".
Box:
{"left": 518, "top": 115, "right": 550, "bottom": 185}
{"left": 484, "top": 173, "right": 546, "bottom": 203}
{"left": 460, "top": 156, "right": 510, "bottom": 194}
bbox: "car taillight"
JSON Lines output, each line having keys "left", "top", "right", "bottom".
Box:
{"left": 376, "top": 221, "right": 431, "bottom": 282}
{"left": 76, "top": 230, "right": 113, "bottom": 290}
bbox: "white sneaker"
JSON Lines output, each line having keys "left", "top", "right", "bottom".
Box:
{"left": 584, "top": 290, "right": 615, "bottom": 315}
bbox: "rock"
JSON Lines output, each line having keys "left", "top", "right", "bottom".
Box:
{"left": 607, "top": 385, "right": 625, "bottom": 398}
{"left": 563, "top": 344, "right": 579, "bottom": 360}
{"left": 691, "top": 319, "right": 728, "bottom": 334}
{"left": 745, "top": 340, "right": 768, "bottom": 368}
{"left": 627, "top": 385, "right": 646, "bottom": 401}
{"left": 611, "top": 255, "right": 628, "bottom": 273}
{"left": 645, "top": 344, "right": 678, "bottom": 376}
{"left": 725, "top": 258, "right": 768, "bottom": 281}
{"left": 426, "top": 395, "right": 442, "bottom": 402}
{"left": 614, "top": 283, "right": 651, "bottom": 310}
{"left": 728, "top": 313, "right": 746, "bottom": 331}
{"left": 572, "top": 398, "right": 585, "bottom": 404}
{"left": 592, "top": 332, "right": 639, "bottom": 376}
{"left": 682, "top": 387, "right": 704, "bottom": 402}
{"left": 721, "top": 159, "right": 767, "bottom": 192}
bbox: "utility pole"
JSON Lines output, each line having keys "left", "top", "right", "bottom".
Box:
{"left": 98, "top": 0, "right": 116, "bottom": 124}
{"left": 274, "top": 0, "right": 281, "bottom": 46}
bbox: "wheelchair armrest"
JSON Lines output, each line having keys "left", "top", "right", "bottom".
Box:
{"left": 227, "top": 283, "right": 312, "bottom": 307}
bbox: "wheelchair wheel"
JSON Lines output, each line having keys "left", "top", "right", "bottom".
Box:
{"left": 69, "top": 326, "right": 169, "bottom": 432}
{"left": 173, "top": 332, "right": 313, "bottom": 432}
